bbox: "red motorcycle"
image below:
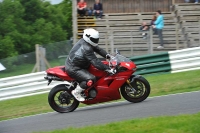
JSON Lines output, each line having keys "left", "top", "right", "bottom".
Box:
{"left": 45, "top": 51, "right": 150, "bottom": 113}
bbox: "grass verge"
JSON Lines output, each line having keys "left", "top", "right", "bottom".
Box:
{"left": 0, "top": 69, "right": 200, "bottom": 121}
{"left": 36, "top": 112, "right": 200, "bottom": 133}
{"left": 0, "top": 60, "right": 60, "bottom": 78}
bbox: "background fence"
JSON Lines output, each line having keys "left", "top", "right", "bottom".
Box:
{"left": 0, "top": 40, "right": 72, "bottom": 79}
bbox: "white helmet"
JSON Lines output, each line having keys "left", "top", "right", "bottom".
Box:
{"left": 83, "top": 28, "right": 99, "bottom": 46}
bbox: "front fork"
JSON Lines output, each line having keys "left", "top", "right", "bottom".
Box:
{"left": 126, "top": 75, "right": 142, "bottom": 92}
{"left": 126, "top": 79, "right": 137, "bottom": 93}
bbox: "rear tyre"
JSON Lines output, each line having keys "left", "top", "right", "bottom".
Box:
{"left": 48, "top": 84, "right": 79, "bottom": 113}
{"left": 120, "top": 75, "right": 150, "bottom": 103}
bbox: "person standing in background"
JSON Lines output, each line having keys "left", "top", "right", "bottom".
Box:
{"left": 153, "top": 10, "right": 164, "bottom": 49}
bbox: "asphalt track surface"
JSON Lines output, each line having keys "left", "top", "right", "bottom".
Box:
{"left": 0, "top": 91, "right": 200, "bottom": 133}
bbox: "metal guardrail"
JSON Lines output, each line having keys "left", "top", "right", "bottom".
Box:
{"left": 0, "top": 72, "right": 45, "bottom": 88}
{"left": 0, "top": 47, "right": 200, "bottom": 101}
{"left": 130, "top": 46, "right": 200, "bottom": 75}
{"left": 0, "top": 71, "right": 70, "bottom": 101}
{"left": 169, "top": 47, "right": 200, "bottom": 73}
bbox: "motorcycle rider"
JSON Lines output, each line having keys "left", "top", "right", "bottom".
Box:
{"left": 65, "top": 28, "right": 115, "bottom": 101}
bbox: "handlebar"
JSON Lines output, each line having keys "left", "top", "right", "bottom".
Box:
{"left": 108, "top": 57, "right": 120, "bottom": 71}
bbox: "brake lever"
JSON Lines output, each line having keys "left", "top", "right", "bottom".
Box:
{"left": 114, "top": 63, "right": 120, "bottom": 70}
{"left": 108, "top": 60, "right": 113, "bottom": 68}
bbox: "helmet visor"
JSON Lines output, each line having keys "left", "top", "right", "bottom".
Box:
{"left": 90, "top": 37, "right": 99, "bottom": 44}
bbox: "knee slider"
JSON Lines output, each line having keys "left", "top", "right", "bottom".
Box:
{"left": 87, "top": 80, "right": 94, "bottom": 87}
{"left": 80, "top": 77, "right": 96, "bottom": 89}
{"left": 86, "top": 76, "right": 96, "bottom": 87}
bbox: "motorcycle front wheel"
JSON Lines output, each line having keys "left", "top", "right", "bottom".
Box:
{"left": 48, "top": 84, "right": 79, "bottom": 113}
{"left": 120, "top": 75, "right": 150, "bottom": 103}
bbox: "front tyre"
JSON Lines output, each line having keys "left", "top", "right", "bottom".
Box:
{"left": 48, "top": 84, "right": 79, "bottom": 113}
{"left": 120, "top": 75, "right": 150, "bottom": 103}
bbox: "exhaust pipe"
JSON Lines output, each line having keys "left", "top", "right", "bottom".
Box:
{"left": 44, "top": 75, "right": 63, "bottom": 81}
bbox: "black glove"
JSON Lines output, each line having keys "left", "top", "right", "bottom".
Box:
{"left": 106, "top": 54, "right": 115, "bottom": 60}
{"left": 106, "top": 54, "right": 111, "bottom": 59}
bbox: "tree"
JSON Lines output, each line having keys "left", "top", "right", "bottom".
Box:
{"left": 0, "top": 0, "right": 25, "bottom": 58}
{"left": 19, "top": 0, "right": 45, "bottom": 23}
{"left": 0, "top": 36, "right": 18, "bottom": 58}
{"left": 0, "top": 0, "right": 72, "bottom": 59}
{"left": 57, "top": 0, "right": 72, "bottom": 38}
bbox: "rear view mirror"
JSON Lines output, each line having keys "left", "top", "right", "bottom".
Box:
{"left": 115, "top": 49, "right": 120, "bottom": 55}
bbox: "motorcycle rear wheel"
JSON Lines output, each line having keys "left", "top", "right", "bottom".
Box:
{"left": 48, "top": 84, "right": 79, "bottom": 113}
{"left": 120, "top": 75, "right": 150, "bottom": 103}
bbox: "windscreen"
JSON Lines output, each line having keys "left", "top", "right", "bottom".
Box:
{"left": 111, "top": 54, "right": 131, "bottom": 63}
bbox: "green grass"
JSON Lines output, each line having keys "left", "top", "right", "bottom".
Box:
{"left": 0, "top": 93, "right": 50, "bottom": 121}
{"left": 0, "top": 64, "right": 35, "bottom": 78}
{"left": 0, "top": 60, "right": 61, "bottom": 78}
{"left": 146, "top": 70, "right": 200, "bottom": 96}
{"left": 36, "top": 112, "right": 200, "bottom": 133}
{"left": 0, "top": 69, "right": 200, "bottom": 121}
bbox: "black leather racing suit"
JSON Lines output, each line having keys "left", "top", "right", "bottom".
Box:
{"left": 65, "top": 38, "right": 109, "bottom": 89}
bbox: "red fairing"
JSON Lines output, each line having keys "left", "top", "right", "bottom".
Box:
{"left": 46, "top": 66, "right": 74, "bottom": 81}
{"left": 88, "top": 61, "right": 108, "bottom": 77}
{"left": 82, "top": 75, "right": 122, "bottom": 105}
{"left": 120, "top": 62, "right": 136, "bottom": 70}
{"left": 82, "top": 61, "right": 135, "bottom": 105}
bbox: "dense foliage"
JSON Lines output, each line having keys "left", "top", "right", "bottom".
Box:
{"left": 0, "top": 0, "right": 72, "bottom": 59}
